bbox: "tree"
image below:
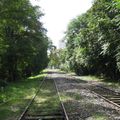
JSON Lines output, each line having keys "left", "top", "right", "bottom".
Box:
{"left": 0, "top": 0, "right": 49, "bottom": 82}
{"left": 63, "top": 0, "right": 120, "bottom": 80}
{"left": 49, "top": 46, "right": 60, "bottom": 68}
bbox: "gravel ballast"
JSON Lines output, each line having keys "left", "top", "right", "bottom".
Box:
{"left": 51, "top": 71, "right": 120, "bottom": 120}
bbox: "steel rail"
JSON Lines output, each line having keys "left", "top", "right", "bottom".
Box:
{"left": 91, "top": 90, "right": 120, "bottom": 109}
{"left": 54, "top": 79, "right": 69, "bottom": 120}
{"left": 90, "top": 85, "right": 120, "bottom": 109}
{"left": 72, "top": 75, "right": 120, "bottom": 109}
{"left": 96, "top": 85, "right": 120, "bottom": 95}
{"left": 70, "top": 75, "right": 120, "bottom": 110}
{"left": 17, "top": 77, "right": 46, "bottom": 120}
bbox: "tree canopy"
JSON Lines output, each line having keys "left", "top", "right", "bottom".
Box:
{"left": 60, "top": 0, "right": 120, "bottom": 80}
{"left": 0, "top": 0, "right": 49, "bottom": 82}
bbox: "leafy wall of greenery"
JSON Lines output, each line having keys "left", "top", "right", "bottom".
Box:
{"left": 62, "top": 0, "right": 120, "bottom": 80}
{"left": 0, "top": 0, "right": 49, "bottom": 82}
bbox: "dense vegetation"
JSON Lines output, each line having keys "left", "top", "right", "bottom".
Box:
{"left": 58, "top": 0, "right": 120, "bottom": 80}
{"left": 0, "top": 72, "right": 45, "bottom": 119}
{"left": 0, "top": 0, "right": 49, "bottom": 82}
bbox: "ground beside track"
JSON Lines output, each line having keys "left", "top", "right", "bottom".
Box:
{"left": 52, "top": 70, "right": 120, "bottom": 120}
{"left": 0, "top": 69, "right": 120, "bottom": 120}
{"left": 0, "top": 73, "right": 45, "bottom": 120}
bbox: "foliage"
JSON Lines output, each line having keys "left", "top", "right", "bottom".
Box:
{"left": 0, "top": 72, "right": 45, "bottom": 120}
{"left": 0, "top": 0, "right": 49, "bottom": 82}
{"left": 48, "top": 46, "right": 60, "bottom": 68}
{"left": 48, "top": 47, "right": 70, "bottom": 70}
{"left": 63, "top": 0, "right": 120, "bottom": 80}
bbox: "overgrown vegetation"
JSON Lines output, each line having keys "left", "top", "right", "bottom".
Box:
{"left": 0, "top": 72, "right": 45, "bottom": 120}
{"left": 0, "top": 0, "right": 49, "bottom": 83}
{"left": 28, "top": 79, "right": 61, "bottom": 115}
{"left": 57, "top": 0, "right": 120, "bottom": 81}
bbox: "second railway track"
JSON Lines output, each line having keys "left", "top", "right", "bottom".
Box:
{"left": 18, "top": 76, "right": 69, "bottom": 120}
{"left": 90, "top": 85, "right": 120, "bottom": 109}
{"left": 18, "top": 71, "right": 120, "bottom": 120}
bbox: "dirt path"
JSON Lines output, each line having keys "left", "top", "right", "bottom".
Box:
{"left": 49, "top": 69, "right": 120, "bottom": 120}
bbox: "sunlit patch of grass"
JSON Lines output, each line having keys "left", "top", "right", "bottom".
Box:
{"left": 92, "top": 113, "right": 109, "bottom": 120}
{"left": 34, "top": 96, "right": 47, "bottom": 103}
{"left": 61, "top": 94, "right": 73, "bottom": 101}
{"left": 60, "top": 91, "right": 82, "bottom": 103}
{"left": 79, "top": 75, "right": 120, "bottom": 88}
{"left": 28, "top": 79, "right": 62, "bottom": 115}
{"left": 73, "top": 74, "right": 120, "bottom": 89}
{"left": 78, "top": 75, "right": 102, "bottom": 82}
{"left": 29, "top": 74, "right": 44, "bottom": 80}
{"left": 66, "top": 72, "right": 76, "bottom": 77}
{"left": 0, "top": 98, "right": 29, "bottom": 119}
{"left": 103, "top": 81, "right": 120, "bottom": 89}
{"left": 0, "top": 72, "right": 45, "bottom": 120}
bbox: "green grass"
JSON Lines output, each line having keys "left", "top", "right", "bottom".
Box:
{"left": 79, "top": 75, "right": 120, "bottom": 89}
{"left": 27, "top": 79, "right": 62, "bottom": 115}
{"left": 61, "top": 92, "right": 82, "bottom": 102}
{"left": 0, "top": 72, "right": 45, "bottom": 120}
{"left": 67, "top": 71, "right": 120, "bottom": 89}
{"left": 92, "top": 113, "right": 109, "bottom": 120}
{"left": 79, "top": 75, "right": 102, "bottom": 81}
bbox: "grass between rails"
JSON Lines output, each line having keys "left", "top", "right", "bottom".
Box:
{"left": 28, "top": 79, "right": 62, "bottom": 115}
{"left": 0, "top": 72, "right": 46, "bottom": 120}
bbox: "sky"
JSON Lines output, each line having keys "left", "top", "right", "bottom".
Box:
{"left": 30, "top": 0, "right": 93, "bottom": 48}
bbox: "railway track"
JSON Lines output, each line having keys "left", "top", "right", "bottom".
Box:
{"left": 71, "top": 74, "right": 120, "bottom": 109}
{"left": 18, "top": 76, "right": 69, "bottom": 120}
{"left": 90, "top": 85, "right": 120, "bottom": 109}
